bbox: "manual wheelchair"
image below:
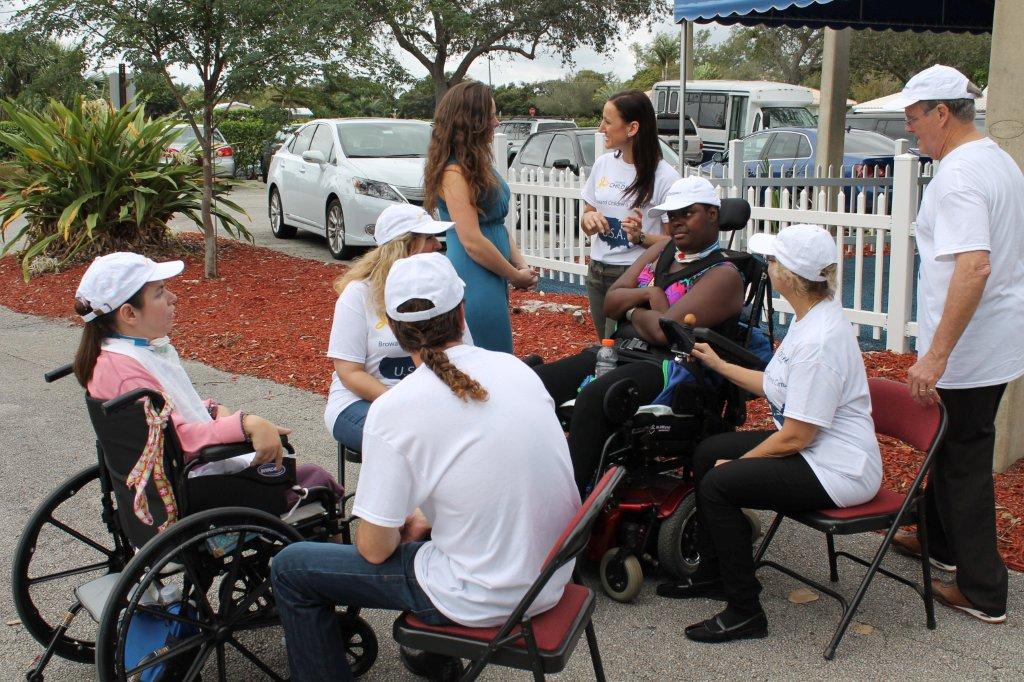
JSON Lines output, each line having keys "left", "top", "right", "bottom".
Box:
{"left": 554, "top": 198, "right": 776, "bottom": 602}
{"left": 12, "top": 365, "right": 378, "bottom": 681}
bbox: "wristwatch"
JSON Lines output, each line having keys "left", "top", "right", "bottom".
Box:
{"left": 636, "top": 232, "right": 646, "bottom": 246}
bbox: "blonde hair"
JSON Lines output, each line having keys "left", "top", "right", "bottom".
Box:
{"left": 388, "top": 299, "right": 488, "bottom": 402}
{"left": 771, "top": 261, "right": 838, "bottom": 301}
{"left": 333, "top": 233, "right": 421, "bottom": 316}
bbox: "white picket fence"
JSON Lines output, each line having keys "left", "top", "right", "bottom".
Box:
{"left": 490, "top": 133, "right": 927, "bottom": 352}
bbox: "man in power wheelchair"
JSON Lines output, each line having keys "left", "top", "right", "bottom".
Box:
{"left": 13, "top": 253, "right": 374, "bottom": 681}
{"left": 533, "top": 179, "right": 775, "bottom": 601}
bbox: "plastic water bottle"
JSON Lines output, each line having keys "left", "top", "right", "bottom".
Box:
{"left": 594, "top": 339, "right": 618, "bottom": 378}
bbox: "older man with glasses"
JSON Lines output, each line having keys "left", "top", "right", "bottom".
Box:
{"left": 891, "top": 64, "right": 1024, "bottom": 625}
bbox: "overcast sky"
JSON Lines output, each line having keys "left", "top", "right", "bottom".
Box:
{"left": 1, "top": 1, "right": 728, "bottom": 88}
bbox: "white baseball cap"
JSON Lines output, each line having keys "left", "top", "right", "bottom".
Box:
{"left": 385, "top": 253, "right": 466, "bottom": 322}
{"left": 889, "top": 64, "right": 977, "bottom": 109}
{"left": 76, "top": 252, "right": 184, "bottom": 322}
{"left": 373, "top": 203, "right": 453, "bottom": 246}
{"left": 647, "top": 177, "right": 721, "bottom": 219}
{"left": 747, "top": 224, "right": 837, "bottom": 283}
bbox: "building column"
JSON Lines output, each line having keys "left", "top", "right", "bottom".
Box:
{"left": 814, "top": 28, "right": 851, "bottom": 184}
{"left": 986, "top": 0, "right": 1024, "bottom": 473}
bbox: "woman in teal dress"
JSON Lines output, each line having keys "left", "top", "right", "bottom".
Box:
{"left": 423, "top": 81, "right": 538, "bottom": 353}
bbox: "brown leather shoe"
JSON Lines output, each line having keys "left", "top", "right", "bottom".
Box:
{"left": 932, "top": 579, "right": 1006, "bottom": 624}
{"left": 892, "top": 530, "right": 956, "bottom": 572}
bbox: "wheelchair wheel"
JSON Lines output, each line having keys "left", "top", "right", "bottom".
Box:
{"left": 96, "top": 507, "right": 303, "bottom": 681}
{"left": 599, "top": 548, "right": 643, "bottom": 603}
{"left": 337, "top": 610, "right": 378, "bottom": 677}
{"left": 11, "top": 464, "right": 130, "bottom": 663}
{"left": 657, "top": 493, "right": 700, "bottom": 579}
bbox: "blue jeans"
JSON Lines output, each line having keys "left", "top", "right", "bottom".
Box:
{"left": 271, "top": 540, "right": 451, "bottom": 682}
{"left": 331, "top": 400, "right": 371, "bottom": 451}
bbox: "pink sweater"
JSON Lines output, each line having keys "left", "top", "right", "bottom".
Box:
{"left": 87, "top": 351, "right": 246, "bottom": 459}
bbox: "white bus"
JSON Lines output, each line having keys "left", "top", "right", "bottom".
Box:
{"left": 651, "top": 80, "right": 817, "bottom": 160}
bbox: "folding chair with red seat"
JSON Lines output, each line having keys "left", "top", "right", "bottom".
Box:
{"left": 752, "top": 378, "right": 948, "bottom": 660}
{"left": 392, "top": 466, "right": 626, "bottom": 681}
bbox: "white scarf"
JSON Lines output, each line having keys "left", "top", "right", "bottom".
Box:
{"left": 102, "top": 336, "right": 255, "bottom": 477}
{"left": 102, "top": 336, "right": 212, "bottom": 424}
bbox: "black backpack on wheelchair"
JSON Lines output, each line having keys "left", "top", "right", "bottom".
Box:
{"left": 13, "top": 367, "right": 378, "bottom": 682}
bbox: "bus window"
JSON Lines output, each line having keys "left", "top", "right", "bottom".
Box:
{"left": 697, "top": 93, "right": 727, "bottom": 130}
{"left": 752, "top": 112, "right": 762, "bottom": 131}
{"left": 762, "top": 107, "right": 815, "bottom": 128}
{"left": 668, "top": 90, "right": 679, "bottom": 114}
{"left": 656, "top": 89, "right": 667, "bottom": 114}
{"left": 728, "top": 96, "right": 747, "bottom": 141}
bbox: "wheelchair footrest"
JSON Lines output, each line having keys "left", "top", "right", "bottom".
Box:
{"left": 75, "top": 573, "right": 123, "bottom": 622}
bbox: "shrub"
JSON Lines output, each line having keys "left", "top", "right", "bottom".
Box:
{"left": 0, "top": 119, "right": 21, "bottom": 159}
{"left": 0, "top": 98, "right": 249, "bottom": 280}
{"left": 215, "top": 106, "right": 291, "bottom": 179}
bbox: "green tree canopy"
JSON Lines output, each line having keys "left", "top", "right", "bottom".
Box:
{"left": 354, "top": 0, "right": 668, "bottom": 104}
{"left": 0, "top": 28, "right": 101, "bottom": 108}
{"left": 20, "top": 0, "right": 374, "bottom": 277}
{"left": 536, "top": 70, "right": 610, "bottom": 119}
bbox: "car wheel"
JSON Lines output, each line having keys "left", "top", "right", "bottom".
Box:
{"left": 326, "top": 199, "right": 351, "bottom": 260}
{"left": 269, "top": 187, "right": 296, "bottom": 238}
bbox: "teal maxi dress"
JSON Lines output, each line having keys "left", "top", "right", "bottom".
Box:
{"left": 437, "top": 168, "right": 514, "bottom": 354}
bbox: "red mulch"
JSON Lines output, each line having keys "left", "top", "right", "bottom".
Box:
{"left": 2, "top": 234, "right": 1021, "bottom": 571}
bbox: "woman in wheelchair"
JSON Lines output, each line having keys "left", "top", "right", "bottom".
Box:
{"left": 662, "top": 225, "right": 882, "bottom": 644}
{"left": 326, "top": 203, "right": 454, "bottom": 452}
{"left": 73, "top": 251, "right": 342, "bottom": 505}
{"left": 533, "top": 176, "right": 746, "bottom": 496}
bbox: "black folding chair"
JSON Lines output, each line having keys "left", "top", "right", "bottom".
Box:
{"left": 754, "top": 378, "right": 948, "bottom": 659}
{"left": 393, "top": 466, "right": 626, "bottom": 681}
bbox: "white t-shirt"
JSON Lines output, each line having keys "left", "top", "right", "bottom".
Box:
{"left": 581, "top": 153, "right": 680, "bottom": 266}
{"left": 914, "top": 137, "right": 1024, "bottom": 389}
{"left": 324, "top": 280, "right": 415, "bottom": 431}
{"left": 353, "top": 345, "right": 580, "bottom": 627}
{"left": 762, "top": 299, "right": 882, "bottom": 508}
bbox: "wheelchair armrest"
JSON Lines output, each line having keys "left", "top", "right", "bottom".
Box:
{"left": 102, "top": 387, "right": 167, "bottom": 414}
{"left": 196, "top": 435, "right": 295, "bottom": 463}
{"left": 694, "top": 327, "right": 766, "bottom": 370}
{"left": 44, "top": 364, "right": 74, "bottom": 383}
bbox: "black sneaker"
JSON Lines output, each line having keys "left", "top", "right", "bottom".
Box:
{"left": 684, "top": 609, "right": 768, "bottom": 643}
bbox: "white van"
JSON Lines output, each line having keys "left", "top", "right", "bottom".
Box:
{"left": 651, "top": 80, "right": 817, "bottom": 160}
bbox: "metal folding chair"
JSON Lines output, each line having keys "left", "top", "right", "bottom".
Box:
{"left": 392, "top": 466, "right": 626, "bottom": 681}
{"left": 753, "top": 378, "right": 948, "bottom": 659}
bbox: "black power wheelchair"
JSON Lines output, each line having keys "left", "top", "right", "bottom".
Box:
{"left": 555, "top": 197, "right": 776, "bottom": 602}
{"left": 12, "top": 365, "right": 378, "bottom": 681}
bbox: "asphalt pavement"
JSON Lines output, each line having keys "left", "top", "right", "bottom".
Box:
{"left": 2, "top": 304, "right": 1023, "bottom": 681}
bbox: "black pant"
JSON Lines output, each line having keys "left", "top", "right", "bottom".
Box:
{"left": 693, "top": 431, "right": 835, "bottom": 614}
{"left": 533, "top": 351, "right": 664, "bottom": 495}
{"left": 925, "top": 383, "right": 1008, "bottom": 615}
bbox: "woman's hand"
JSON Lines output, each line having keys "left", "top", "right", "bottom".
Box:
{"left": 400, "top": 509, "right": 431, "bottom": 543}
{"left": 581, "top": 211, "right": 610, "bottom": 237}
{"left": 510, "top": 266, "right": 539, "bottom": 290}
{"left": 243, "top": 414, "right": 292, "bottom": 467}
{"left": 691, "top": 342, "right": 726, "bottom": 373}
{"left": 622, "top": 209, "right": 644, "bottom": 244}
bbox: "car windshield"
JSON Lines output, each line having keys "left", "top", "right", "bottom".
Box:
{"left": 576, "top": 134, "right": 680, "bottom": 168}
{"left": 336, "top": 122, "right": 431, "bottom": 158}
{"left": 762, "top": 107, "right": 816, "bottom": 128}
{"left": 845, "top": 131, "right": 899, "bottom": 156}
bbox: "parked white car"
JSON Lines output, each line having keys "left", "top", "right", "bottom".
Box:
{"left": 266, "top": 118, "right": 432, "bottom": 259}
{"left": 162, "top": 125, "right": 235, "bottom": 178}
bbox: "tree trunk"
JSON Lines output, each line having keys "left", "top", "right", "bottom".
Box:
{"left": 433, "top": 74, "right": 449, "bottom": 106}
{"left": 201, "top": 98, "right": 217, "bottom": 278}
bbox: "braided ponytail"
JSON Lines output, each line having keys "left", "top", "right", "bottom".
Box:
{"left": 389, "top": 299, "right": 488, "bottom": 402}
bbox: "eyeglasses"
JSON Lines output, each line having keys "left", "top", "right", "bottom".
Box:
{"left": 904, "top": 105, "right": 937, "bottom": 127}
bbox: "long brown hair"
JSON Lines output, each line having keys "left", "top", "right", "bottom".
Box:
{"left": 73, "top": 288, "right": 146, "bottom": 387}
{"left": 423, "top": 80, "right": 497, "bottom": 215}
{"left": 333, "top": 233, "right": 421, "bottom": 317}
{"left": 388, "top": 299, "right": 487, "bottom": 402}
{"left": 607, "top": 89, "right": 662, "bottom": 209}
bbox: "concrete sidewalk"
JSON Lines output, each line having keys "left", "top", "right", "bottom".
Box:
{"left": 1, "top": 305, "right": 1021, "bottom": 681}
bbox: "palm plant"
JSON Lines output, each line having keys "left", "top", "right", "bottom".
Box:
{"left": 0, "top": 97, "right": 249, "bottom": 280}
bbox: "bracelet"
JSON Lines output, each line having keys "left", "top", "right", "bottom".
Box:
{"left": 625, "top": 307, "right": 636, "bottom": 322}
{"left": 637, "top": 232, "right": 646, "bottom": 246}
{"left": 239, "top": 411, "right": 250, "bottom": 440}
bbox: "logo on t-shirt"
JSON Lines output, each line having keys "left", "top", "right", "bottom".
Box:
{"left": 598, "top": 216, "right": 630, "bottom": 249}
{"left": 379, "top": 356, "right": 416, "bottom": 381}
